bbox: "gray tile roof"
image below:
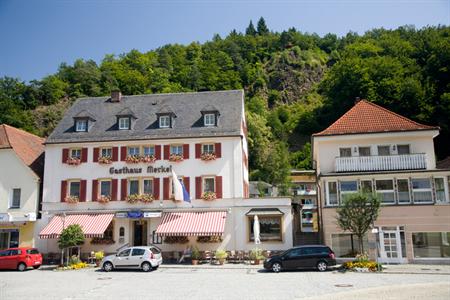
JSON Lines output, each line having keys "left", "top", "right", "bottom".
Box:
{"left": 46, "top": 90, "right": 244, "bottom": 144}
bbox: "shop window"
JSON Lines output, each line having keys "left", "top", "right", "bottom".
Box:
{"left": 203, "top": 177, "right": 215, "bottom": 193}
{"left": 10, "top": 188, "right": 21, "bottom": 208}
{"left": 397, "top": 179, "right": 411, "bottom": 204}
{"left": 326, "top": 181, "right": 338, "bottom": 206}
{"left": 143, "top": 179, "right": 153, "bottom": 195}
{"left": 360, "top": 180, "right": 373, "bottom": 194}
{"left": 412, "top": 178, "right": 433, "bottom": 203}
{"left": 339, "top": 148, "right": 351, "bottom": 157}
{"left": 375, "top": 179, "right": 395, "bottom": 204}
{"left": 249, "top": 216, "right": 282, "bottom": 242}
{"left": 100, "top": 180, "right": 111, "bottom": 197}
{"left": 127, "top": 146, "right": 140, "bottom": 156}
{"left": 412, "top": 232, "right": 450, "bottom": 258}
{"left": 118, "top": 117, "right": 130, "bottom": 130}
{"left": 0, "top": 230, "right": 19, "bottom": 249}
{"left": 128, "top": 179, "right": 139, "bottom": 195}
{"left": 378, "top": 145, "right": 390, "bottom": 156}
{"left": 331, "top": 233, "right": 369, "bottom": 257}
{"left": 434, "top": 177, "right": 448, "bottom": 203}
{"left": 202, "top": 144, "right": 215, "bottom": 154}
{"left": 70, "top": 148, "right": 81, "bottom": 159}
{"left": 143, "top": 146, "right": 155, "bottom": 156}
{"left": 397, "top": 144, "right": 410, "bottom": 155}
{"left": 340, "top": 180, "right": 358, "bottom": 201}
{"left": 358, "top": 146, "right": 371, "bottom": 156}
{"left": 101, "top": 148, "right": 112, "bottom": 158}
{"left": 152, "top": 230, "right": 162, "bottom": 244}
{"left": 204, "top": 113, "right": 215, "bottom": 126}
{"left": 103, "top": 222, "right": 114, "bottom": 240}
{"left": 170, "top": 145, "right": 183, "bottom": 156}
{"left": 69, "top": 181, "right": 81, "bottom": 198}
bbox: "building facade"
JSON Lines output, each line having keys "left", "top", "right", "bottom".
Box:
{"left": 37, "top": 90, "right": 293, "bottom": 258}
{"left": 0, "top": 125, "right": 44, "bottom": 249}
{"left": 313, "top": 100, "right": 450, "bottom": 264}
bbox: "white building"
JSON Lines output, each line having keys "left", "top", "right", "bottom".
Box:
{"left": 38, "top": 90, "right": 292, "bottom": 258}
{"left": 313, "top": 99, "right": 450, "bottom": 263}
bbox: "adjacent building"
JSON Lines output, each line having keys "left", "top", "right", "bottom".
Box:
{"left": 313, "top": 99, "right": 450, "bottom": 263}
{"left": 0, "top": 125, "right": 44, "bottom": 249}
{"left": 37, "top": 90, "right": 293, "bottom": 258}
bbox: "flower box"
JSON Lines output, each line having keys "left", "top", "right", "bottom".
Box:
{"left": 140, "top": 194, "right": 154, "bottom": 203}
{"left": 125, "top": 194, "right": 140, "bottom": 204}
{"left": 163, "top": 236, "right": 189, "bottom": 244}
{"left": 200, "top": 152, "right": 216, "bottom": 161}
{"left": 97, "top": 195, "right": 111, "bottom": 204}
{"left": 65, "top": 195, "right": 80, "bottom": 204}
{"left": 141, "top": 155, "right": 156, "bottom": 163}
{"left": 98, "top": 156, "right": 112, "bottom": 165}
{"left": 168, "top": 153, "right": 183, "bottom": 162}
{"left": 201, "top": 191, "right": 217, "bottom": 201}
{"left": 197, "top": 236, "right": 223, "bottom": 243}
{"left": 66, "top": 157, "right": 81, "bottom": 165}
{"left": 90, "top": 237, "right": 115, "bottom": 245}
{"left": 125, "top": 155, "right": 141, "bottom": 164}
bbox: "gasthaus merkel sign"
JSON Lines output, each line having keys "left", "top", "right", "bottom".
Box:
{"left": 109, "top": 165, "right": 172, "bottom": 175}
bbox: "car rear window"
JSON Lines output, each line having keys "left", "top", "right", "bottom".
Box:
{"left": 150, "top": 247, "right": 161, "bottom": 254}
{"left": 311, "top": 247, "right": 330, "bottom": 255}
{"left": 27, "top": 249, "right": 40, "bottom": 255}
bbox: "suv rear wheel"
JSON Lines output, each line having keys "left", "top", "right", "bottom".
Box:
{"left": 141, "top": 262, "right": 151, "bottom": 272}
{"left": 317, "top": 261, "right": 328, "bottom": 272}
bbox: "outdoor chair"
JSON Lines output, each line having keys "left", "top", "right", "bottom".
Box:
{"left": 236, "top": 251, "right": 244, "bottom": 263}
{"left": 202, "top": 251, "right": 213, "bottom": 264}
{"left": 228, "top": 250, "right": 237, "bottom": 263}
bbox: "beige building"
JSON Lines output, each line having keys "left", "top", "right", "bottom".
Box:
{"left": 312, "top": 100, "right": 450, "bottom": 264}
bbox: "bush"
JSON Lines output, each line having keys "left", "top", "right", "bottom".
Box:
{"left": 249, "top": 248, "right": 265, "bottom": 260}
{"left": 191, "top": 246, "right": 201, "bottom": 260}
{"left": 215, "top": 249, "right": 228, "bottom": 259}
{"left": 342, "top": 260, "right": 382, "bottom": 272}
{"left": 69, "top": 255, "right": 80, "bottom": 265}
{"left": 94, "top": 251, "right": 104, "bottom": 260}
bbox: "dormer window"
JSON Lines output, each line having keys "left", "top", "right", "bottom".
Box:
{"left": 204, "top": 113, "right": 216, "bottom": 127}
{"left": 200, "top": 105, "right": 219, "bottom": 127}
{"left": 75, "top": 119, "right": 88, "bottom": 132}
{"left": 118, "top": 117, "right": 130, "bottom": 130}
{"left": 159, "top": 115, "right": 171, "bottom": 128}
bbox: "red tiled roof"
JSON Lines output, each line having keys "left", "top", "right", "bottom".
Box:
{"left": 0, "top": 124, "right": 45, "bottom": 178}
{"left": 313, "top": 100, "right": 438, "bottom": 136}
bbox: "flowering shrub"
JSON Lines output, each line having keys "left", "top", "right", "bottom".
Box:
{"left": 65, "top": 195, "right": 79, "bottom": 204}
{"left": 164, "top": 236, "right": 189, "bottom": 244}
{"left": 125, "top": 155, "right": 141, "bottom": 163}
{"left": 342, "top": 261, "right": 382, "bottom": 272}
{"left": 201, "top": 191, "right": 217, "bottom": 201}
{"left": 57, "top": 262, "right": 88, "bottom": 271}
{"left": 91, "top": 237, "right": 115, "bottom": 245}
{"left": 97, "top": 195, "right": 111, "bottom": 204}
{"left": 98, "top": 156, "right": 112, "bottom": 164}
{"left": 200, "top": 152, "right": 216, "bottom": 161}
{"left": 169, "top": 153, "right": 183, "bottom": 162}
{"left": 125, "top": 194, "right": 140, "bottom": 204}
{"left": 66, "top": 157, "right": 81, "bottom": 165}
{"left": 197, "top": 236, "right": 222, "bottom": 243}
{"left": 140, "top": 194, "right": 154, "bottom": 203}
{"left": 141, "top": 155, "right": 156, "bottom": 163}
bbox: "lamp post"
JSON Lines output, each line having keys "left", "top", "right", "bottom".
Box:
{"left": 60, "top": 213, "right": 66, "bottom": 266}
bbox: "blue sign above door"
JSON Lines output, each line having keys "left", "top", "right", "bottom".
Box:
{"left": 127, "top": 211, "right": 143, "bottom": 219}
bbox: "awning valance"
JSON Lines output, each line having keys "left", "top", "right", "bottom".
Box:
{"left": 39, "top": 214, "right": 114, "bottom": 239}
{"left": 155, "top": 211, "right": 227, "bottom": 237}
{"left": 245, "top": 208, "right": 284, "bottom": 216}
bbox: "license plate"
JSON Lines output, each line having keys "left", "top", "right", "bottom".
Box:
{"left": 35, "top": 261, "right": 40, "bottom": 264}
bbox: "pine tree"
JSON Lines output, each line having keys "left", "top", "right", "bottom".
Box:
{"left": 257, "top": 17, "right": 269, "bottom": 35}
{"left": 245, "top": 20, "right": 257, "bottom": 36}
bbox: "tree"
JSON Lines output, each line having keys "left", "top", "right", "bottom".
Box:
{"left": 257, "top": 17, "right": 269, "bottom": 35}
{"left": 58, "top": 224, "right": 85, "bottom": 265}
{"left": 336, "top": 193, "right": 381, "bottom": 253}
{"left": 245, "top": 21, "right": 257, "bottom": 36}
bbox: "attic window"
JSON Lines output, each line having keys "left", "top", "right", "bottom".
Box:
{"left": 119, "top": 117, "right": 130, "bottom": 130}
{"left": 204, "top": 114, "right": 216, "bottom": 127}
{"left": 159, "top": 115, "right": 171, "bottom": 128}
{"left": 75, "top": 119, "right": 88, "bottom": 132}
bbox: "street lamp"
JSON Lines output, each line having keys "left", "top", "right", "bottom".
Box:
{"left": 60, "top": 213, "right": 66, "bottom": 266}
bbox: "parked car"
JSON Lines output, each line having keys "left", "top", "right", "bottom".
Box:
{"left": 102, "top": 246, "right": 163, "bottom": 272}
{"left": 263, "top": 245, "right": 336, "bottom": 273}
{"left": 0, "top": 247, "right": 43, "bottom": 271}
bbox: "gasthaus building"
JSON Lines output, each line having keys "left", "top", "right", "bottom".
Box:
{"left": 36, "top": 90, "right": 293, "bottom": 259}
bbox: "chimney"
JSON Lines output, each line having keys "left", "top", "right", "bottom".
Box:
{"left": 111, "top": 90, "right": 122, "bottom": 102}
{"left": 355, "top": 97, "right": 361, "bottom": 104}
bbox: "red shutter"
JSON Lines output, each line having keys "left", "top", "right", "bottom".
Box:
{"left": 183, "top": 144, "right": 189, "bottom": 159}
{"left": 195, "top": 144, "right": 201, "bottom": 159}
{"left": 163, "top": 145, "right": 170, "bottom": 160}
{"left": 81, "top": 148, "right": 88, "bottom": 163}
{"left": 120, "top": 146, "right": 127, "bottom": 161}
{"left": 111, "top": 179, "right": 118, "bottom": 201}
{"left": 215, "top": 143, "right": 222, "bottom": 158}
{"left": 215, "top": 176, "right": 223, "bottom": 199}
{"left": 153, "top": 178, "right": 160, "bottom": 200}
{"left": 155, "top": 145, "right": 161, "bottom": 160}
{"left": 60, "top": 180, "right": 67, "bottom": 202}
{"left": 163, "top": 177, "right": 170, "bottom": 200}
{"left": 183, "top": 177, "right": 190, "bottom": 194}
{"left": 121, "top": 179, "right": 127, "bottom": 200}
{"left": 80, "top": 180, "right": 87, "bottom": 202}
{"left": 92, "top": 180, "right": 98, "bottom": 201}
{"left": 195, "top": 177, "right": 202, "bottom": 199}
{"left": 93, "top": 148, "right": 99, "bottom": 162}
{"left": 112, "top": 147, "right": 119, "bottom": 161}
{"left": 62, "top": 148, "right": 69, "bottom": 164}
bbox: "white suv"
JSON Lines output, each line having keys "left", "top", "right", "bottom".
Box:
{"left": 102, "top": 246, "right": 163, "bottom": 272}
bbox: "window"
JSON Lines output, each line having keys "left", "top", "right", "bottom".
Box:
{"left": 326, "top": 181, "right": 338, "bottom": 206}
{"left": 412, "top": 178, "right": 433, "bottom": 203}
{"left": 204, "top": 113, "right": 215, "bottom": 126}
{"left": 10, "top": 188, "right": 21, "bottom": 208}
{"left": 378, "top": 145, "right": 390, "bottom": 156}
{"left": 75, "top": 119, "right": 88, "bottom": 132}
{"left": 412, "top": 232, "right": 450, "bottom": 258}
{"left": 203, "top": 177, "right": 215, "bottom": 193}
{"left": 127, "top": 147, "right": 140, "bottom": 156}
{"left": 70, "top": 149, "right": 81, "bottom": 159}
{"left": 132, "top": 248, "right": 146, "bottom": 256}
{"left": 249, "top": 216, "right": 282, "bottom": 241}
{"left": 69, "top": 181, "right": 80, "bottom": 198}
{"left": 358, "top": 146, "right": 371, "bottom": 156}
{"left": 397, "top": 179, "right": 411, "bottom": 204}
{"left": 375, "top": 179, "right": 395, "bottom": 204}
{"left": 434, "top": 177, "right": 448, "bottom": 203}
{"left": 339, "top": 148, "right": 351, "bottom": 157}
{"left": 202, "top": 144, "right": 215, "bottom": 154}
{"left": 100, "top": 180, "right": 111, "bottom": 197}
{"left": 118, "top": 117, "right": 130, "bottom": 130}
{"left": 103, "top": 222, "right": 114, "bottom": 240}
{"left": 340, "top": 180, "right": 358, "bottom": 201}
{"left": 170, "top": 145, "right": 183, "bottom": 155}
{"left": 101, "top": 148, "right": 112, "bottom": 158}
{"left": 143, "top": 146, "right": 155, "bottom": 156}
{"left": 143, "top": 179, "right": 153, "bottom": 195}
{"left": 118, "top": 249, "right": 131, "bottom": 257}
{"left": 159, "top": 115, "right": 170, "bottom": 128}
{"left": 397, "top": 145, "right": 410, "bottom": 155}
{"left": 0, "top": 229, "right": 19, "bottom": 249}
{"left": 128, "top": 179, "right": 139, "bottom": 195}
{"left": 360, "top": 180, "right": 373, "bottom": 193}
{"left": 331, "top": 234, "right": 369, "bottom": 257}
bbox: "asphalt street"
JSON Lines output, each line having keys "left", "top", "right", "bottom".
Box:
{"left": 0, "top": 267, "right": 449, "bottom": 300}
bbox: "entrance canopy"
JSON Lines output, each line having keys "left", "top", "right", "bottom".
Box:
{"left": 39, "top": 214, "right": 114, "bottom": 239}
{"left": 156, "top": 211, "right": 227, "bottom": 237}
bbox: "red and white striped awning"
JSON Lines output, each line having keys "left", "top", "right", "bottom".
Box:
{"left": 156, "top": 211, "right": 227, "bottom": 237}
{"left": 39, "top": 214, "right": 114, "bottom": 239}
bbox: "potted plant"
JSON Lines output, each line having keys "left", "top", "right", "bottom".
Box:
{"left": 94, "top": 251, "right": 104, "bottom": 267}
{"left": 250, "top": 248, "right": 265, "bottom": 265}
{"left": 191, "top": 246, "right": 201, "bottom": 265}
{"left": 125, "top": 194, "right": 140, "bottom": 204}
{"left": 200, "top": 152, "right": 216, "bottom": 161}
{"left": 215, "top": 249, "right": 228, "bottom": 265}
{"left": 65, "top": 195, "right": 79, "bottom": 204}
{"left": 168, "top": 153, "right": 183, "bottom": 162}
{"left": 201, "top": 191, "right": 217, "bottom": 201}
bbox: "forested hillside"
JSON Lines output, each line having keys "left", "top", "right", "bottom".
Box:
{"left": 1, "top": 18, "right": 449, "bottom": 190}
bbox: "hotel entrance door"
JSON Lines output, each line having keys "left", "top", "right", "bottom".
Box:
{"left": 133, "top": 220, "right": 148, "bottom": 246}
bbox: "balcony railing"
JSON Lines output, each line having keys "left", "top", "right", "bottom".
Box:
{"left": 335, "top": 153, "right": 427, "bottom": 172}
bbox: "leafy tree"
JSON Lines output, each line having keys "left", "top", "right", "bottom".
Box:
{"left": 58, "top": 224, "right": 84, "bottom": 249}
{"left": 257, "top": 17, "right": 269, "bottom": 35}
{"left": 336, "top": 193, "right": 381, "bottom": 253}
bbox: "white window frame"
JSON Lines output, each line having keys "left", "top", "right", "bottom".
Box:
{"left": 159, "top": 115, "right": 170, "bottom": 128}
{"left": 339, "top": 148, "right": 352, "bottom": 157}
{"left": 204, "top": 113, "right": 215, "bottom": 126}
{"left": 75, "top": 119, "right": 88, "bottom": 132}
{"left": 143, "top": 146, "right": 155, "bottom": 156}
{"left": 143, "top": 178, "right": 154, "bottom": 195}
{"left": 326, "top": 181, "right": 338, "bottom": 206}
{"left": 68, "top": 180, "right": 81, "bottom": 198}
{"left": 10, "top": 188, "right": 21, "bottom": 209}
{"left": 375, "top": 179, "right": 396, "bottom": 205}
{"left": 202, "top": 144, "right": 215, "bottom": 154}
{"left": 358, "top": 146, "right": 371, "bottom": 157}
{"left": 128, "top": 178, "right": 140, "bottom": 195}
{"left": 411, "top": 178, "right": 433, "bottom": 204}
{"left": 339, "top": 180, "right": 358, "bottom": 202}
{"left": 202, "top": 176, "right": 216, "bottom": 193}
{"left": 396, "top": 178, "right": 411, "bottom": 204}
{"left": 360, "top": 180, "right": 373, "bottom": 194}
{"left": 70, "top": 148, "right": 81, "bottom": 159}
{"left": 377, "top": 145, "right": 391, "bottom": 156}
{"left": 118, "top": 117, "right": 130, "bottom": 130}
{"left": 434, "top": 177, "right": 449, "bottom": 203}
{"left": 170, "top": 145, "right": 183, "bottom": 155}
{"left": 99, "top": 179, "right": 112, "bottom": 197}
{"left": 397, "top": 144, "right": 411, "bottom": 155}
{"left": 127, "top": 146, "right": 140, "bottom": 156}
{"left": 101, "top": 147, "right": 112, "bottom": 158}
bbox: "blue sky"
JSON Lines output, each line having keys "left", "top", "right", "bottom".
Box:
{"left": 0, "top": 0, "right": 449, "bottom": 81}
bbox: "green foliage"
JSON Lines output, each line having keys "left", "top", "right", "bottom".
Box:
{"left": 215, "top": 249, "right": 228, "bottom": 259}
{"left": 58, "top": 224, "right": 85, "bottom": 250}
{"left": 249, "top": 248, "right": 265, "bottom": 260}
{"left": 191, "top": 246, "right": 201, "bottom": 260}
